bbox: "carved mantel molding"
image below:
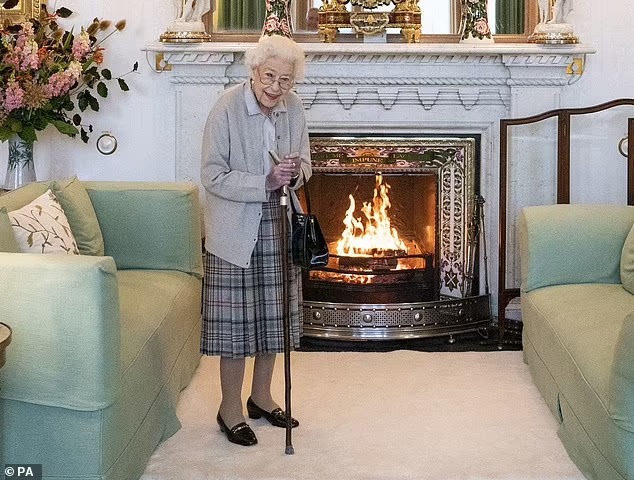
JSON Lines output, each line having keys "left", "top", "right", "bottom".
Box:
{"left": 144, "top": 41, "right": 594, "bottom": 113}
{"left": 145, "top": 42, "right": 594, "bottom": 73}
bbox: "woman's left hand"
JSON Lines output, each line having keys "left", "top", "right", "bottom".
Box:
{"left": 284, "top": 152, "right": 302, "bottom": 179}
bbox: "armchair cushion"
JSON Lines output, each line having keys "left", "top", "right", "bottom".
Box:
{"left": 8, "top": 189, "right": 79, "bottom": 254}
{"left": 519, "top": 205, "right": 634, "bottom": 292}
{"left": 51, "top": 176, "right": 105, "bottom": 256}
{"left": 0, "top": 182, "right": 48, "bottom": 211}
{"left": 0, "top": 177, "right": 105, "bottom": 256}
{"left": 0, "top": 207, "right": 19, "bottom": 253}
{"left": 85, "top": 182, "right": 203, "bottom": 276}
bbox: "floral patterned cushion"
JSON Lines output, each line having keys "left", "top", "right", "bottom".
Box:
{"left": 8, "top": 189, "right": 79, "bottom": 255}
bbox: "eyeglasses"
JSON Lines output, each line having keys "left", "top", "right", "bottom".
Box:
{"left": 257, "top": 70, "right": 294, "bottom": 90}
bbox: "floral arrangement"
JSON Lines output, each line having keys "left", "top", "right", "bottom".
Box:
{"left": 0, "top": 1, "right": 137, "bottom": 144}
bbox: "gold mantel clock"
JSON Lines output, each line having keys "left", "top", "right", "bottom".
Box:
{"left": 318, "top": 0, "right": 421, "bottom": 43}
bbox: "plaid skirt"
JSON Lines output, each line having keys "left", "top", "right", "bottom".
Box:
{"left": 201, "top": 190, "right": 303, "bottom": 358}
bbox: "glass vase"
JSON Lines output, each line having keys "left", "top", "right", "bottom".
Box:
{"left": 4, "top": 134, "right": 36, "bottom": 190}
{"left": 459, "top": 0, "right": 494, "bottom": 43}
{"left": 262, "top": 0, "right": 293, "bottom": 37}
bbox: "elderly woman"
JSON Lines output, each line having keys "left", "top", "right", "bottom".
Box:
{"left": 200, "top": 35, "right": 311, "bottom": 447}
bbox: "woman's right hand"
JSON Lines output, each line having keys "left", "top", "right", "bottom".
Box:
{"left": 265, "top": 160, "right": 296, "bottom": 191}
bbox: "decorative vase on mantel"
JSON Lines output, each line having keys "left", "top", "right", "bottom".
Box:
{"left": 4, "top": 134, "right": 36, "bottom": 191}
{"left": 459, "top": 0, "right": 494, "bottom": 43}
{"left": 262, "top": 0, "right": 293, "bottom": 38}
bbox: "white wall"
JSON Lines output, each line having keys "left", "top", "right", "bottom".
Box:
{"left": 1, "top": 0, "right": 632, "bottom": 188}
{"left": 560, "top": 0, "right": 634, "bottom": 205}
{"left": 565, "top": 0, "right": 634, "bottom": 103}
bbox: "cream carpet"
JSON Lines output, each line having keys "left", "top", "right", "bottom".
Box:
{"left": 141, "top": 351, "right": 585, "bottom": 480}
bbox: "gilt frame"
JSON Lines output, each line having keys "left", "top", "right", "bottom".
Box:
{"left": 0, "top": 0, "right": 41, "bottom": 25}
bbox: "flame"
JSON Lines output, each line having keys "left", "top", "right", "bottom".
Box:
{"left": 336, "top": 174, "right": 407, "bottom": 257}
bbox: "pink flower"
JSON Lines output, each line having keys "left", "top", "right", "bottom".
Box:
{"left": 72, "top": 30, "right": 91, "bottom": 61}
{"left": 474, "top": 19, "right": 490, "bottom": 35}
{"left": 3, "top": 80, "right": 26, "bottom": 112}
{"left": 45, "top": 61, "right": 82, "bottom": 97}
{"left": 10, "top": 22, "right": 41, "bottom": 71}
{"left": 19, "top": 38, "right": 40, "bottom": 70}
{"left": 0, "top": 93, "right": 6, "bottom": 124}
{"left": 279, "top": 19, "right": 291, "bottom": 36}
{"left": 264, "top": 17, "right": 280, "bottom": 32}
{"left": 15, "top": 22, "right": 34, "bottom": 49}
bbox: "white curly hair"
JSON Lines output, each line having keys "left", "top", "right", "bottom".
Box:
{"left": 244, "top": 35, "right": 306, "bottom": 80}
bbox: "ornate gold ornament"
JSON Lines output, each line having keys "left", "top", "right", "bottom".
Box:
{"left": 317, "top": 0, "right": 421, "bottom": 43}
{"left": 0, "top": 0, "right": 41, "bottom": 27}
{"left": 528, "top": 31, "right": 578, "bottom": 44}
{"left": 350, "top": 0, "right": 392, "bottom": 8}
{"left": 159, "top": 30, "right": 212, "bottom": 43}
{"left": 349, "top": 12, "right": 390, "bottom": 35}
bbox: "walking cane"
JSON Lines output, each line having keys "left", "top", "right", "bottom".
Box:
{"left": 270, "top": 151, "right": 295, "bottom": 455}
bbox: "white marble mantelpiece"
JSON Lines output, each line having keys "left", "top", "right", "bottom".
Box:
{"left": 143, "top": 41, "right": 595, "bottom": 175}
{"left": 145, "top": 41, "right": 595, "bottom": 90}
{"left": 142, "top": 41, "right": 595, "bottom": 311}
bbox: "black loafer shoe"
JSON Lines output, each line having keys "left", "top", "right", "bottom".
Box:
{"left": 247, "top": 397, "right": 299, "bottom": 428}
{"left": 216, "top": 412, "right": 258, "bottom": 446}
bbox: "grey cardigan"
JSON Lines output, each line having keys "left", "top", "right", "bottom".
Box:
{"left": 201, "top": 82, "right": 311, "bottom": 268}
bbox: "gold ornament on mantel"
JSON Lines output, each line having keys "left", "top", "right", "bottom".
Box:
{"left": 318, "top": 0, "right": 421, "bottom": 43}
{"left": 353, "top": 0, "right": 391, "bottom": 8}
{"left": 350, "top": 12, "right": 390, "bottom": 35}
{"left": 529, "top": 0, "right": 578, "bottom": 44}
{"left": 160, "top": 0, "right": 212, "bottom": 43}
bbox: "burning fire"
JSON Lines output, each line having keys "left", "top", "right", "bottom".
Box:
{"left": 336, "top": 174, "right": 407, "bottom": 257}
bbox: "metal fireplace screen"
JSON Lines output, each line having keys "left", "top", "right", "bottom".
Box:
{"left": 300, "top": 136, "right": 491, "bottom": 340}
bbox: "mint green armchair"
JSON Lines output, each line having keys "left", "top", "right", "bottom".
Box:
{"left": 0, "top": 182, "right": 203, "bottom": 480}
{"left": 519, "top": 204, "right": 634, "bottom": 480}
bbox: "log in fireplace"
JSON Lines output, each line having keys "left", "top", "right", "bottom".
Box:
{"left": 301, "top": 135, "right": 492, "bottom": 340}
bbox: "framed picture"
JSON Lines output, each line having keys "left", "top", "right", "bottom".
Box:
{"left": 0, "top": 0, "right": 42, "bottom": 25}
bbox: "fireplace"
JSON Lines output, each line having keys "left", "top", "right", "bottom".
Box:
{"left": 301, "top": 135, "right": 492, "bottom": 340}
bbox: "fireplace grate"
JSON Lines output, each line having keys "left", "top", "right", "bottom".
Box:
{"left": 304, "top": 295, "right": 491, "bottom": 341}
